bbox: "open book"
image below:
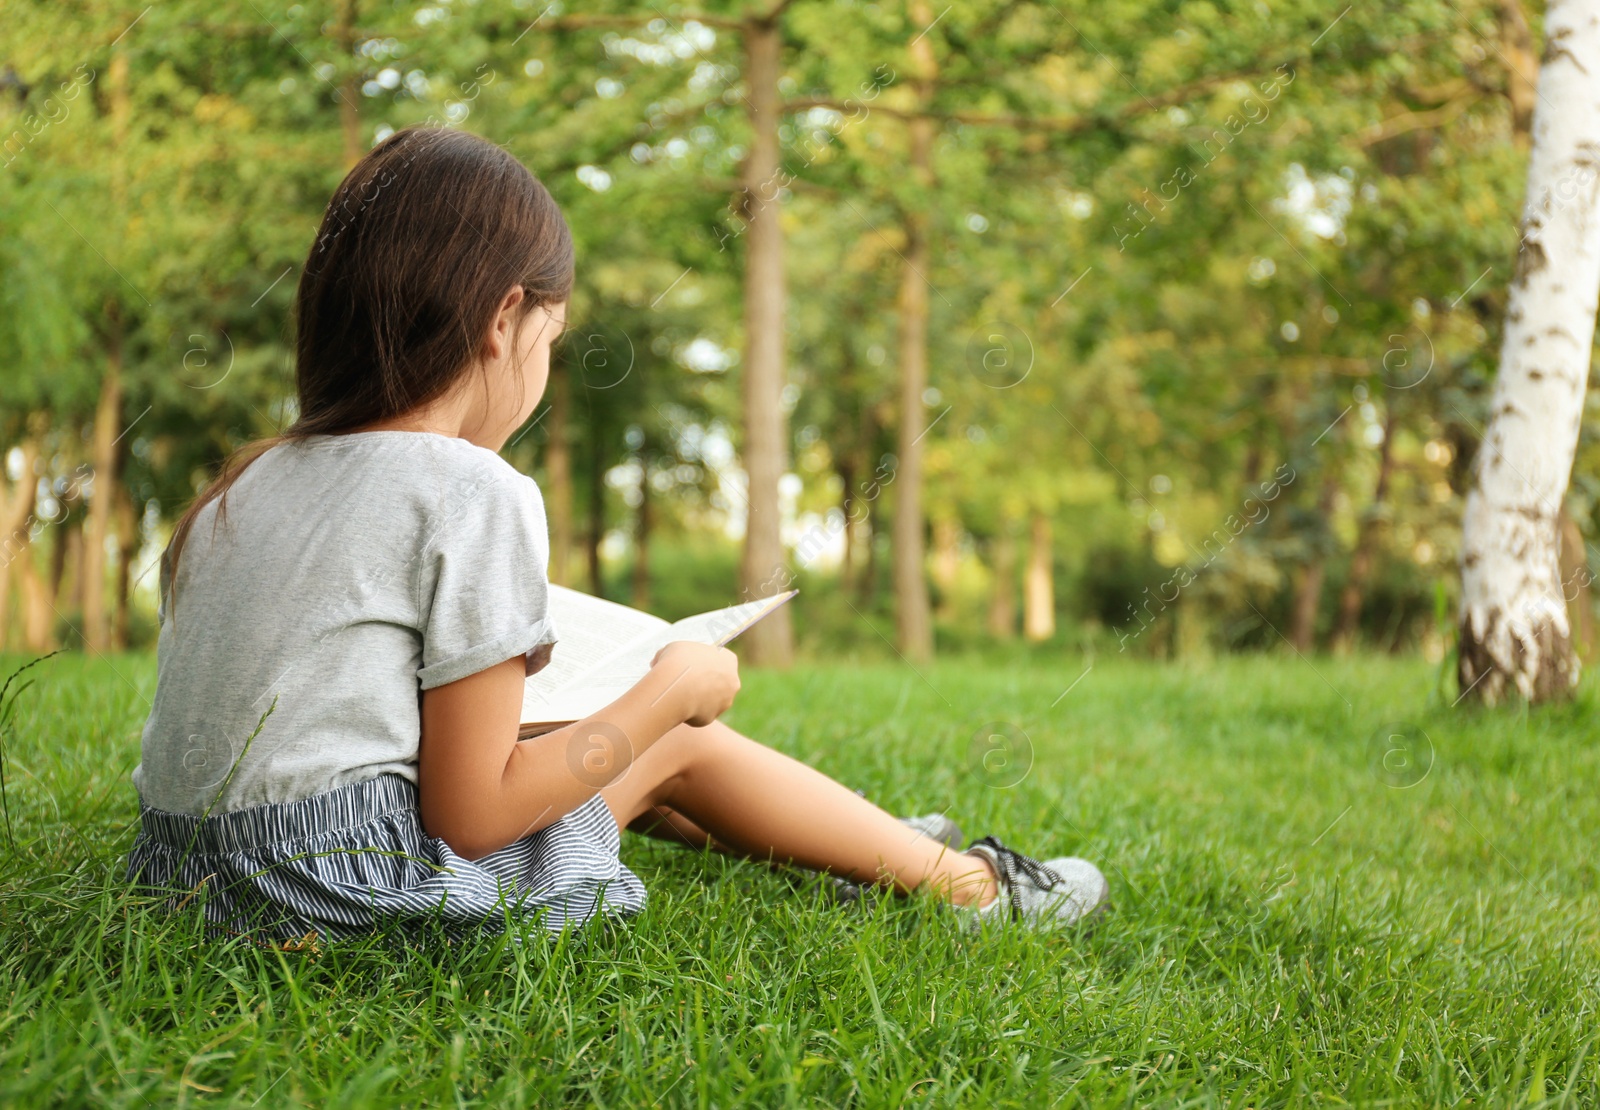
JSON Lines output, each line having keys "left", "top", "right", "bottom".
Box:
{"left": 518, "top": 585, "right": 796, "bottom": 736}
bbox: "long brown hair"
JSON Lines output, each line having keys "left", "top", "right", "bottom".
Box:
{"left": 164, "top": 126, "right": 574, "bottom": 611}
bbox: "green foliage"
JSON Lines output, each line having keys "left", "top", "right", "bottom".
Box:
{"left": 1, "top": 0, "right": 1593, "bottom": 655}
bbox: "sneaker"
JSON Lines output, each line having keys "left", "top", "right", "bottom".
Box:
{"left": 826, "top": 812, "right": 966, "bottom": 904}
{"left": 847, "top": 790, "right": 965, "bottom": 852}
{"left": 959, "top": 836, "right": 1109, "bottom": 929}
{"left": 899, "top": 812, "right": 965, "bottom": 850}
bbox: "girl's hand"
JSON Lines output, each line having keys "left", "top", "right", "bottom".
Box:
{"left": 649, "top": 641, "right": 740, "bottom": 726}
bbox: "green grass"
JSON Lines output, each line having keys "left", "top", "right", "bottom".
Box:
{"left": 1, "top": 650, "right": 1597, "bottom": 1107}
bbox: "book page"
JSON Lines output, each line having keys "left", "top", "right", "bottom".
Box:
{"left": 579, "top": 592, "right": 797, "bottom": 686}
{"left": 668, "top": 591, "right": 797, "bottom": 646}
{"left": 519, "top": 590, "right": 797, "bottom": 726}
{"left": 520, "top": 586, "right": 668, "bottom": 721}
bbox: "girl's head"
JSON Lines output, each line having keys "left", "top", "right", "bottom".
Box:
{"left": 167, "top": 126, "right": 572, "bottom": 595}
{"left": 296, "top": 125, "right": 573, "bottom": 444}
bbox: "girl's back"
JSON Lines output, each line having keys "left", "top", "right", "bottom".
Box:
{"left": 135, "top": 431, "right": 552, "bottom": 817}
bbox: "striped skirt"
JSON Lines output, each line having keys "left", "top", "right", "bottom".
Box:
{"left": 124, "top": 773, "right": 647, "bottom": 944}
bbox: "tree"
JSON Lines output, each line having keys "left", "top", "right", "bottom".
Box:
{"left": 1458, "top": 0, "right": 1600, "bottom": 704}
{"left": 886, "top": 0, "right": 939, "bottom": 660}
{"left": 735, "top": 5, "right": 795, "bottom": 665}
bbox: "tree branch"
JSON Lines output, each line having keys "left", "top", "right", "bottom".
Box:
{"left": 786, "top": 31, "right": 1449, "bottom": 137}
{"left": 755, "top": 0, "right": 806, "bottom": 27}
{"left": 546, "top": 12, "right": 745, "bottom": 32}
{"left": 1356, "top": 91, "right": 1482, "bottom": 148}
{"left": 781, "top": 52, "right": 1300, "bottom": 133}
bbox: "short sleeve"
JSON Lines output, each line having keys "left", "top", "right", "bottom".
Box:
{"left": 415, "top": 465, "right": 558, "bottom": 690}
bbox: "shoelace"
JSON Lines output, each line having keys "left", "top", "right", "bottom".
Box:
{"left": 971, "top": 836, "right": 1064, "bottom": 921}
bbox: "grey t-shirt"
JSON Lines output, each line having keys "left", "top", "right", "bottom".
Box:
{"left": 132, "top": 431, "right": 558, "bottom": 815}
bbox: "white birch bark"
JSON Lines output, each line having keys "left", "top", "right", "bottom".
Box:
{"left": 1459, "top": 0, "right": 1600, "bottom": 703}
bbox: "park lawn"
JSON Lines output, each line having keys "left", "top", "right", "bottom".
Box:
{"left": 0, "top": 649, "right": 1597, "bottom": 1108}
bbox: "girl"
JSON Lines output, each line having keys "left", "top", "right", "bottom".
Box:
{"left": 126, "top": 126, "right": 1108, "bottom": 944}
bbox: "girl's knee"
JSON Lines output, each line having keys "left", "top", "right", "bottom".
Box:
{"left": 649, "top": 719, "right": 741, "bottom": 803}
{"left": 657, "top": 719, "right": 730, "bottom": 764}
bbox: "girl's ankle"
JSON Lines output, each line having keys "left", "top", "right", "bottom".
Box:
{"left": 951, "top": 852, "right": 1001, "bottom": 909}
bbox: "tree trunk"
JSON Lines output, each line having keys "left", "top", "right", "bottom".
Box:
{"left": 0, "top": 553, "right": 10, "bottom": 652}
{"left": 20, "top": 552, "right": 54, "bottom": 652}
{"left": 587, "top": 423, "right": 605, "bottom": 600}
{"left": 857, "top": 488, "right": 879, "bottom": 604}
{"left": 81, "top": 40, "right": 130, "bottom": 654}
{"left": 82, "top": 305, "right": 124, "bottom": 653}
{"left": 845, "top": 407, "right": 879, "bottom": 594}
{"left": 632, "top": 452, "right": 652, "bottom": 610}
{"left": 1241, "top": 437, "right": 1264, "bottom": 487}
{"left": 931, "top": 517, "right": 959, "bottom": 620}
{"left": 837, "top": 456, "right": 857, "bottom": 586}
{"left": 113, "top": 484, "right": 137, "bottom": 651}
{"left": 1332, "top": 402, "right": 1398, "bottom": 652}
{"left": 891, "top": 201, "right": 934, "bottom": 654}
{"left": 336, "top": 0, "right": 363, "bottom": 168}
{"left": 1290, "top": 564, "right": 1327, "bottom": 654}
{"left": 1558, "top": 509, "right": 1594, "bottom": 659}
{"left": 890, "top": 1, "right": 939, "bottom": 660}
{"left": 0, "top": 442, "right": 35, "bottom": 539}
{"left": 1022, "top": 512, "right": 1054, "bottom": 642}
{"left": 1459, "top": 0, "right": 1600, "bottom": 704}
{"left": 1291, "top": 476, "right": 1340, "bottom": 652}
{"left": 53, "top": 522, "right": 78, "bottom": 613}
{"left": 0, "top": 434, "right": 43, "bottom": 652}
{"left": 1497, "top": 0, "right": 1539, "bottom": 146}
{"left": 545, "top": 371, "right": 574, "bottom": 586}
{"left": 735, "top": 18, "right": 793, "bottom": 664}
{"left": 987, "top": 525, "right": 1017, "bottom": 640}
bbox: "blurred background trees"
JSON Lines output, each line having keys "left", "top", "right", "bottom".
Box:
{"left": 2, "top": 0, "right": 1594, "bottom": 700}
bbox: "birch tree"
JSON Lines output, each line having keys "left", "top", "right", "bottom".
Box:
{"left": 1459, "top": 0, "right": 1600, "bottom": 704}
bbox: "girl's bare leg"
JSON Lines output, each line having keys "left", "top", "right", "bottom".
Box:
{"left": 599, "top": 719, "right": 999, "bottom": 907}
{"left": 627, "top": 805, "right": 719, "bottom": 850}
{"left": 628, "top": 806, "right": 797, "bottom": 873}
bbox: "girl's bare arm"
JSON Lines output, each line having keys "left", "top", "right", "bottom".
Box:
{"left": 418, "top": 642, "right": 738, "bottom": 859}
